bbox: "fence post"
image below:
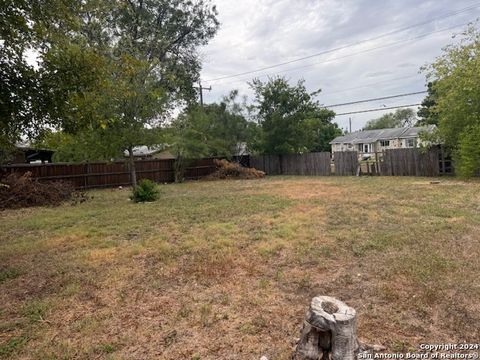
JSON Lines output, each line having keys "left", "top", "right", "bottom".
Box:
{"left": 84, "top": 162, "right": 88, "bottom": 189}
{"left": 440, "top": 146, "right": 446, "bottom": 175}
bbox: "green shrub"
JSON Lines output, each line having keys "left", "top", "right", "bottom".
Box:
{"left": 130, "top": 179, "right": 160, "bottom": 203}
{"left": 456, "top": 124, "right": 480, "bottom": 178}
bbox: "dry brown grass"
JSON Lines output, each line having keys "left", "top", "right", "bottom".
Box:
{"left": 1, "top": 176, "right": 479, "bottom": 359}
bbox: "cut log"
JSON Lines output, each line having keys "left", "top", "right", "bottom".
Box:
{"left": 292, "top": 296, "right": 359, "bottom": 360}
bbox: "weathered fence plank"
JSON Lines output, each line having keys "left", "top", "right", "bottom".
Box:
{"left": 250, "top": 152, "right": 331, "bottom": 176}
{"left": 334, "top": 152, "right": 358, "bottom": 176}
{"left": 380, "top": 148, "right": 440, "bottom": 176}
{"left": 0, "top": 158, "right": 213, "bottom": 189}
{"left": 1, "top": 148, "right": 456, "bottom": 190}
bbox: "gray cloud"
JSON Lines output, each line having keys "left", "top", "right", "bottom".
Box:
{"left": 201, "top": 0, "right": 480, "bottom": 130}
{"left": 397, "top": 62, "right": 416, "bottom": 68}
{"left": 365, "top": 71, "right": 395, "bottom": 78}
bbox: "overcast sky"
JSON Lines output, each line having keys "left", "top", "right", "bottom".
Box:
{"left": 199, "top": 0, "right": 480, "bottom": 131}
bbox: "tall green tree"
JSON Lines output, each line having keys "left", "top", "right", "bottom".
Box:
{"left": 201, "top": 91, "right": 251, "bottom": 156}
{"left": 363, "top": 108, "right": 417, "bottom": 130}
{"left": 416, "top": 82, "right": 439, "bottom": 126}
{"left": 249, "top": 77, "right": 338, "bottom": 154}
{"left": 168, "top": 91, "right": 251, "bottom": 182}
{"left": 39, "top": 0, "right": 219, "bottom": 185}
{"left": 303, "top": 118, "right": 343, "bottom": 152}
{"left": 1, "top": 1, "right": 35, "bottom": 153}
{"left": 168, "top": 107, "right": 215, "bottom": 183}
{"left": 0, "top": 44, "right": 37, "bottom": 159}
{"left": 423, "top": 25, "right": 480, "bottom": 177}
{"left": 0, "top": 0, "right": 76, "bottom": 158}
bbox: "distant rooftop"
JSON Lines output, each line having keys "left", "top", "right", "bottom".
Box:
{"left": 123, "top": 145, "right": 165, "bottom": 157}
{"left": 15, "top": 141, "right": 52, "bottom": 152}
{"left": 330, "top": 125, "right": 436, "bottom": 144}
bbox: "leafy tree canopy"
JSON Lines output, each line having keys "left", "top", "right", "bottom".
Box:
{"left": 249, "top": 77, "right": 338, "bottom": 154}
{"left": 0, "top": 0, "right": 79, "bottom": 155}
{"left": 416, "top": 82, "right": 439, "bottom": 126}
{"left": 42, "top": 0, "right": 219, "bottom": 184}
{"left": 3, "top": 0, "right": 219, "bottom": 182}
{"left": 363, "top": 108, "right": 417, "bottom": 130}
{"left": 423, "top": 25, "right": 480, "bottom": 147}
{"left": 167, "top": 91, "right": 251, "bottom": 181}
{"left": 423, "top": 25, "right": 480, "bottom": 177}
{"left": 456, "top": 124, "right": 480, "bottom": 178}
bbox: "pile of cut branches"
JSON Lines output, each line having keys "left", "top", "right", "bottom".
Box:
{"left": 0, "top": 172, "right": 80, "bottom": 210}
{"left": 207, "top": 159, "right": 265, "bottom": 180}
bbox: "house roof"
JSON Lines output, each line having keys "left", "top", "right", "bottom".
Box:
{"left": 330, "top": 125, "right": 436, "bottom": 144}
{"left": 399, "top": 126, "right": 436, "bottom": 138}
{"left": 15, "top": 141, "right": 52, "bottom": 152}
{"left": 123, "top": 145, "right": 165, "bottom": 157}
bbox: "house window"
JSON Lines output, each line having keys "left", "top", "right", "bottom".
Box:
{"left": 380, "top": 140, "right": 390, "bottom": 147}
{"left": 364, "top": 144, "right": 370, "bottom": 153}
{"left": 358, "top": 144, "right": 363, "bottom": 152}
{"left": 406, "top": 138, "right": 416, "bottom": 148}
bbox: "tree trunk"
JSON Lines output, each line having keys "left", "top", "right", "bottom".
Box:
{"left": 128, "top": 146, "right": 137, "bottom": 187}
{"left": 174, "top": 154, "right": 183, "bottom": 183}
{"left": 292, "top": 296, "right": 359, "bottom": 360}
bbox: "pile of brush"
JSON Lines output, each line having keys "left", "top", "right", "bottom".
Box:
{"left": 207, "top": 159, "right": 265, "bottom": 180}
{"left": 0, "top": 172, "right": 81, "bottom": 210}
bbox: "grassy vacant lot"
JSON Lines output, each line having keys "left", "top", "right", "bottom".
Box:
{"left": 1, "top": 177, "right": 479, "bottom": 359}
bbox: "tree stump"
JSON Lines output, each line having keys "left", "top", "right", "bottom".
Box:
{"left": 292, "top": 296, "right": 359, "bottom": 360}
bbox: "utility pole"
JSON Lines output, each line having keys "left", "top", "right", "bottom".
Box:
{"left": 349, "top": 117, "right": 352, "bottom": 133}
{"left": 195, "top": 81, "right": 211, "bottom": 107}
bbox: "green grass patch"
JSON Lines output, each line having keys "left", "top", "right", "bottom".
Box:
{"left": 0, "top": 336, "right": 28, "bottom": 357}
{"left": 0, "top": 267, "right": 21, "bottom": 283}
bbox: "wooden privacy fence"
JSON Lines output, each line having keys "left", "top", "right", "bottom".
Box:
{"left": 0, "top": 158, "right": 218, "bottom": 189}
{"left": 250, "top": 154, "right": 281, "bottom": 175}
{"left": 334, "top": 151, "right": 359, "bottom": 176}
{"left": 250, "top": 152, "right": 331, "bottom": 176}
{"left": 380, "top": 148, "right": 440, "bottom": 176}
{"left": 353, "top": 147, "right": 449, "bottom": 176}
{"left": 0, "top": 148, "right": 456, "bottom": 190}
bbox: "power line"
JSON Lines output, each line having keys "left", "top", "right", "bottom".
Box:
{"left": 203, "top": 2, "right": 480, "bottom": 82}
{"left": 204, "top": 19, "right": 473, "bottom": 87}
{"left": 335, "top": 104, "right": 422, "bottom": 116}
{"left": 325, "top": 91, "right": 427, "bottom": 108}
{"left": 323, "top": 74, "right": 420, "bottom": 96}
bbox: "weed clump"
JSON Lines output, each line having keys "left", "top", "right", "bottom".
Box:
{"left": 130, "top": 179, "right": 160, "bottom": 203}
